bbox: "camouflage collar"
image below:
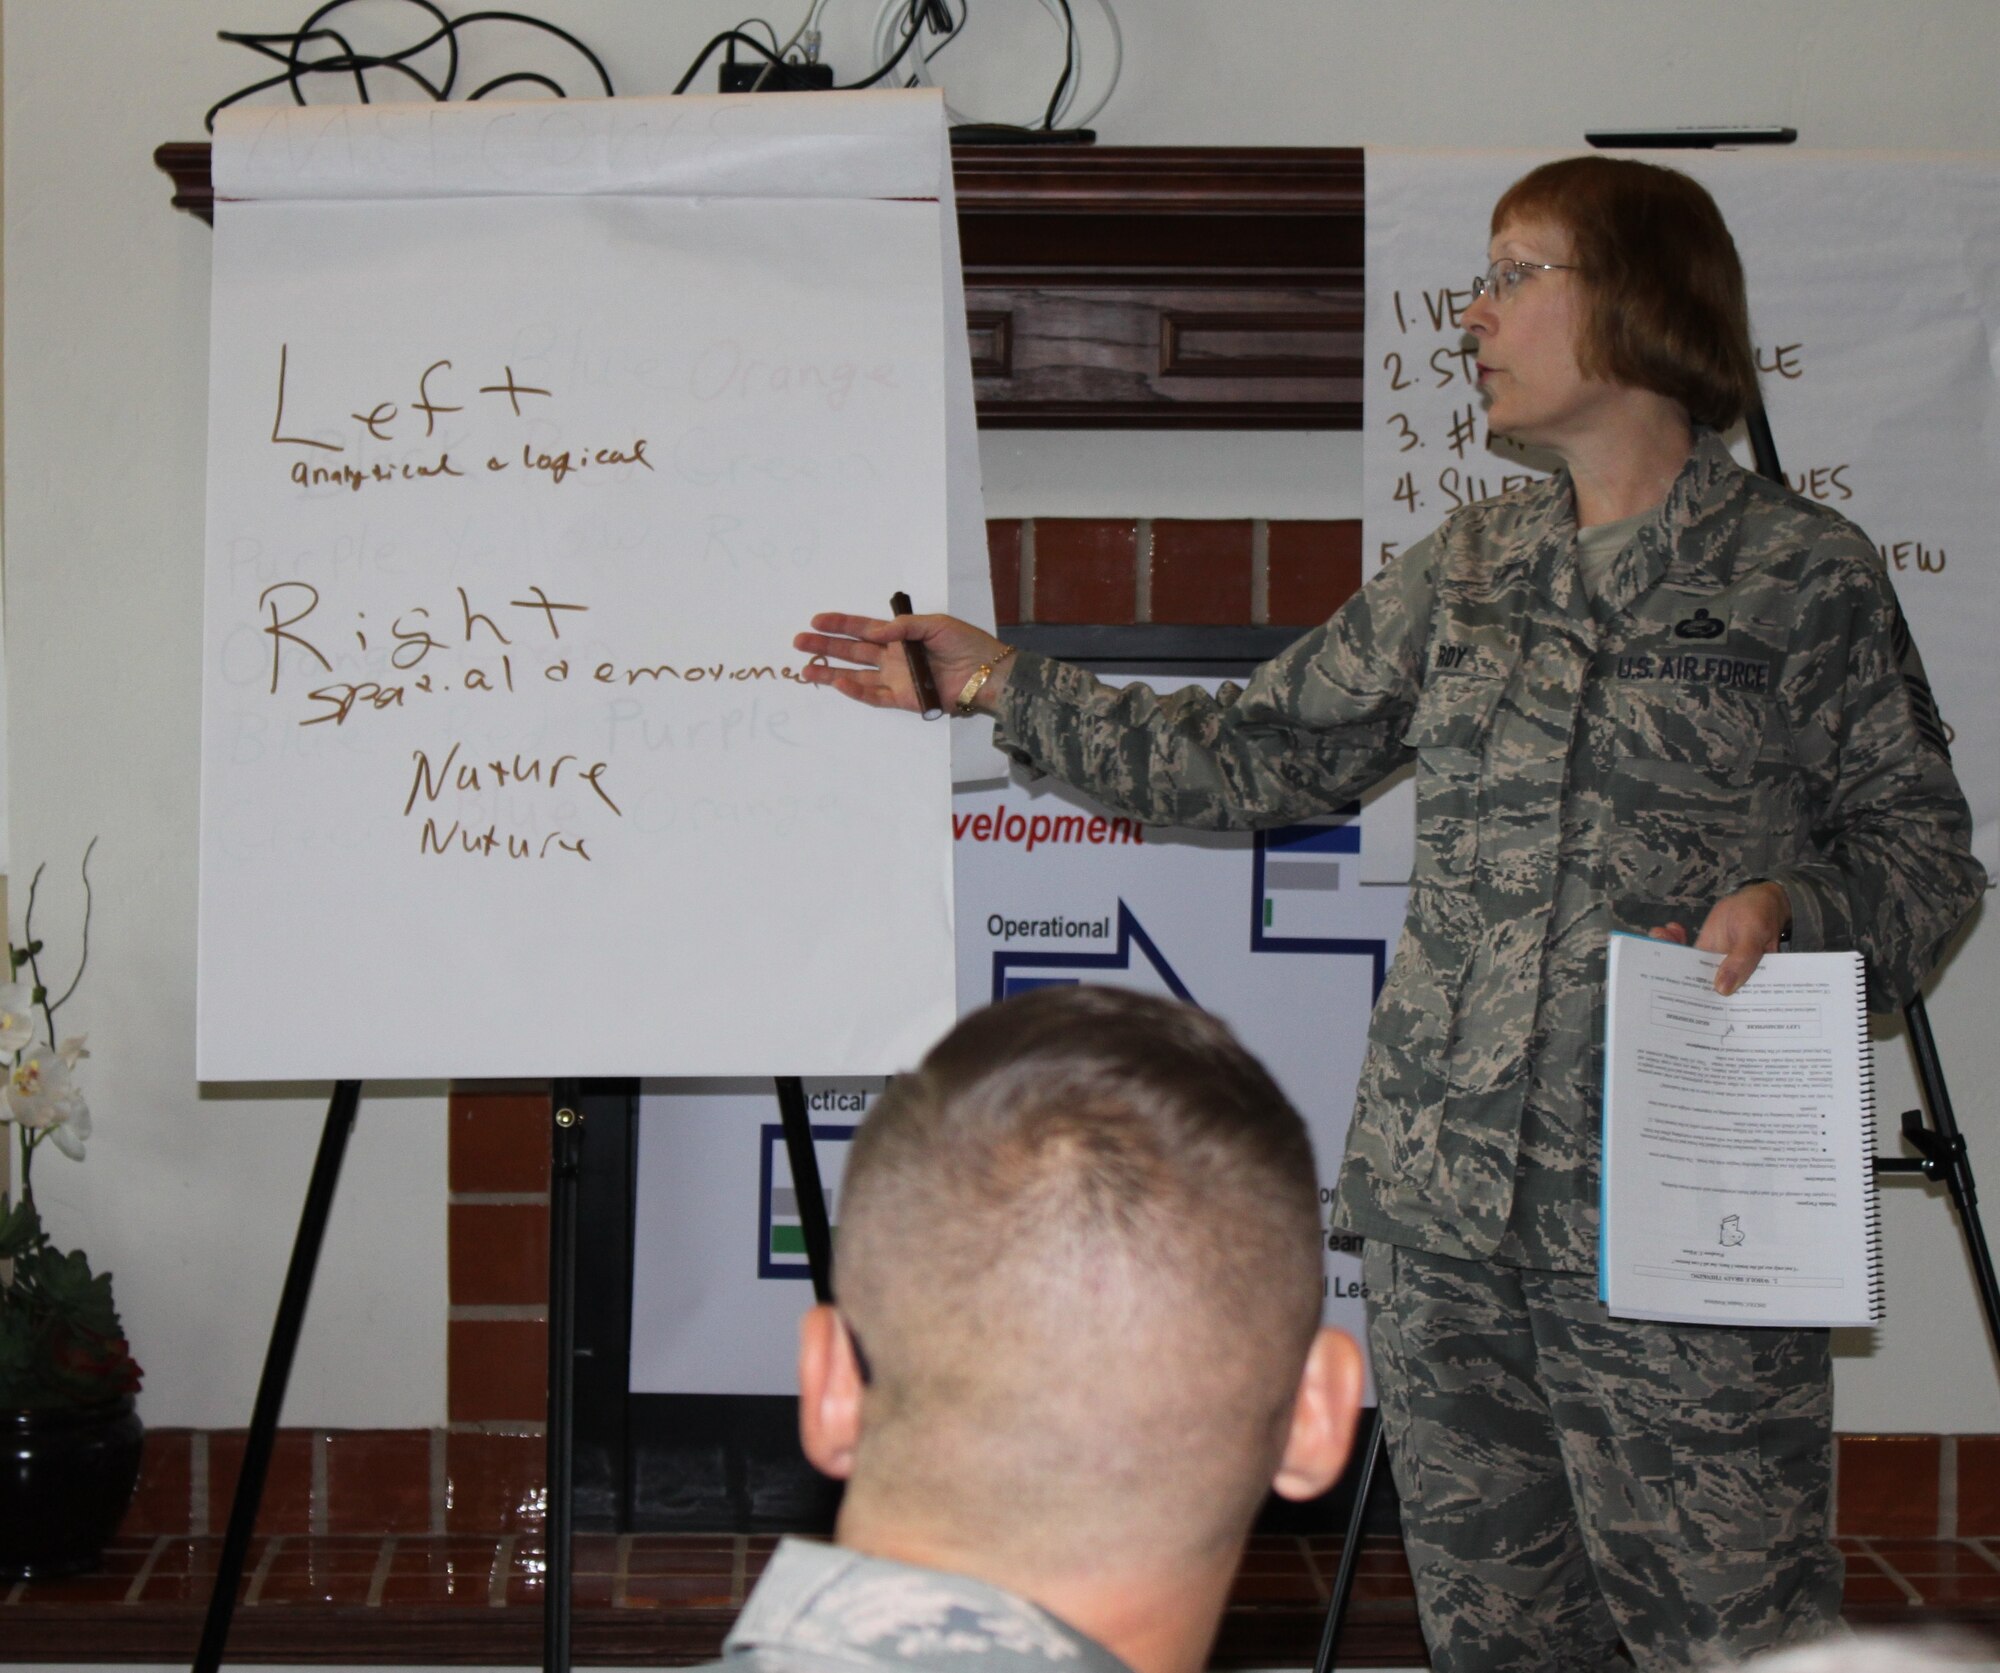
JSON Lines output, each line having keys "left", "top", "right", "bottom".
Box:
{"left": 724, "top": 1539, "right": 1135, "bottom": 1673}
{"left": 1542, "top": 427, "right": 1747, "bottom": 617}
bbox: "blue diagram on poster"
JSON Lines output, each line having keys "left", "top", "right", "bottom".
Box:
{"left": 758, "top": 1123, "right": 857, "bottom": 1281}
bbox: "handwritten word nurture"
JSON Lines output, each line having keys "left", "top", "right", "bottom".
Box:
{"left": 404, "top": 741, "right": 618, "bottom": 863}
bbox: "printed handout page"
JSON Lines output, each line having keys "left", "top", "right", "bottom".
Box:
{"left": 1601, "top": 934, "right": 1881, "bottom": 1327}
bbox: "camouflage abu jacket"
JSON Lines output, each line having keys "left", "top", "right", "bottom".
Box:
{"left": 994, "top": 431, "right": 1983, "bottom": 1269}
{"left": 688, "top": 1538, "right": 1133, "bottom": 1673}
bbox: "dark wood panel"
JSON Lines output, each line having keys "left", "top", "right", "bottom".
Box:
{"left": 155, "top": 142, "right": 1366, "bottom": 429}
{"left": 971, "top": 286, "right": 1360, "bottom": 426}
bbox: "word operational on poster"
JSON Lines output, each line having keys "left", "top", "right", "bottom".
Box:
{"left": 198, "top": 92, "right": 982, "bottom": 1081}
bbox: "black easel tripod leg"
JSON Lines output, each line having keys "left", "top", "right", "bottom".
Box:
{"left": 1752, "top": 406, "right": 2000, "bottom": 1353}
{"left": 1313, "top": 1409, "right": 1386, "bottom": 1673}
{"left": 1902, "top": 995, "right": 2000, "bottom": 1359}
{"left": 775, "top": 1078, "right": 835, "bottom": 1303}
{"left": 545, "top": 1084, "right": 585, "bottom": 1673}
{"left": 191, "top": 1079, "right": 362, "bottom": 1673}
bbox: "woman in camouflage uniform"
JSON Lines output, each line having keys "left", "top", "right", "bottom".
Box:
{"left": 796, "top": 156, "right": 1984, "bottom": 1672}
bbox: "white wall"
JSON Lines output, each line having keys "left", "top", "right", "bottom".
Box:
{"left": 6, "top": 0, "right": 1999, "bottom": 1430}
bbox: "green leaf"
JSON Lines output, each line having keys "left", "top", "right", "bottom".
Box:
{"left": 0, "top": 1196, "right": 44, "bottom": 1260}
{"left": 0, "top": 1309, "right": 55, "bottom": 1406}
{"left": 36, "top": 1248, "right": 123, "bottom": 1339}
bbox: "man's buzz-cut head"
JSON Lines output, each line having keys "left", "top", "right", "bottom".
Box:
{"left": 833, "top": 986, "right": 1325, "bottom": 1573}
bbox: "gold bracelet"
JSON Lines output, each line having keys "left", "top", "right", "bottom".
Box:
{"left": 953, "top": 645, "right": 1015, "bottom": 716}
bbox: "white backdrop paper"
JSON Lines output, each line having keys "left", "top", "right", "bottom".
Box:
{"left": 199, "top": 94, "right": 975, "bottom": 1080}
{"left": 1364, "top": 148, "right": 2000, "bottom": 871}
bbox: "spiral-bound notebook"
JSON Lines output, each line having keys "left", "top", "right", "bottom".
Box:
{"left": 1600, "top": 934, "right": 1883, "bottom": 1328}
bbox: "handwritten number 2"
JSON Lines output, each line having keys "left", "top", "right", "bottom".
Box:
{"left": 1383, "top": 352, "right": 1414, "bottom": 391}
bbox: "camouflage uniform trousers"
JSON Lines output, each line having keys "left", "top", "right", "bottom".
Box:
{"left": 1364, "top": 1240, "right": 1841, "bottom": 1673}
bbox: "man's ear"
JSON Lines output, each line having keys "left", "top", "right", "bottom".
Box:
{"left": 797, "top": 1305, "right": 865, "bottom": 1481}
{"left": 1271, "top": 1328, "right": 1365, "bottom": 1503}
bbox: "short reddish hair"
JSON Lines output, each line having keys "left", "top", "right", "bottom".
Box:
{"left": 1493, "top": 156, "right": 1759, "bottom": 429}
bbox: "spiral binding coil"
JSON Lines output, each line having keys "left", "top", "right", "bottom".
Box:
{"left": 1858, "top": 965, "right": 1887, "bottom": 1322}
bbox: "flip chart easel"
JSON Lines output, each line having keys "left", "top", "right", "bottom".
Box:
{"left": 190, "top": 1079, "right": 838, "bottom": 1673}
{"left": 191, "top": 90, "right": 981, "bottom": 1673}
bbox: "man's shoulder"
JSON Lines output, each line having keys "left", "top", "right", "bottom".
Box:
{"left": 716, "top": 1540, "right": 1130, "bottom": 1673}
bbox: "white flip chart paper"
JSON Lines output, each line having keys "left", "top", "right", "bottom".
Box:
{"left": 199, "top": 93, "right": 971, "bottom": 1080}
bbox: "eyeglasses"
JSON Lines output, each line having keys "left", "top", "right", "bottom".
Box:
{"left": 1471, "top": 258, "right": 1577, "bottom": 302}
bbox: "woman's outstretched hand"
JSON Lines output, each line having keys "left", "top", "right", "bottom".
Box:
{"left": 795, "top": 612, "right": 1014, "bottom": 714}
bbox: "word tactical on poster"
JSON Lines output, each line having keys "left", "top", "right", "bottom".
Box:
{"left": 199, "top": 92, "right": 980, "bottom": 1081}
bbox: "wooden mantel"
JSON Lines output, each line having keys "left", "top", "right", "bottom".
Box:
{"left": 155, "top": 142, "right": 1363, "bottom": 429}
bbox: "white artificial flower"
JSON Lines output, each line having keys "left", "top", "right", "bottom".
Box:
{"left": 0, "top": 984, "right": 37, "bottom": 1055}
{"left": 8, "top": 1043, "right": 89, "bottom": 1154}
{"left": 46, "top": 1093, "right": 92, "bottom": 1161}
{"left": 57, "top": 1035, "right": 89, "bottom": 1069}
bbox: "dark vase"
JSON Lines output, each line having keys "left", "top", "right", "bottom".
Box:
{"left": 0, "top": 1397, "right": 145, "bottom": 1581}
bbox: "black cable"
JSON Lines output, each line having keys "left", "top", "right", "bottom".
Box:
{"left": 469, "top": 71, "right": 566, "bottom": 100}
{"left": 923, "top": 0, "right": 968, "bottom": 64}
{"left": 208, "top": 1, "right": 612, "bottom": 131}
{"left": 449, "top": 11, "right": 613, "bottom": 95}
{"left": 840, "top": 0, "right": 928, "bottom": 90}
{"left": 673, "top": 30, "right": 784, "bottom": 95}
{"left": 208, "top": 52, "right": 444, "bottom": 130}
{"left": 1041, "top": 0, "right": 1076, "bottom": 130}
{"left": 290, "top": 0, "right": 458, "bottom": 100}
{"left": 218, "top": 27, "right": 372, "bottom": 102}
